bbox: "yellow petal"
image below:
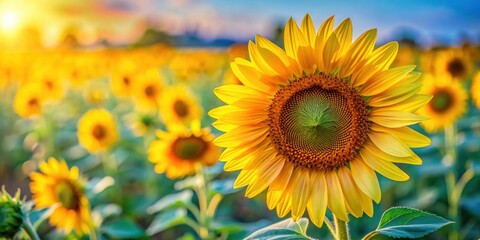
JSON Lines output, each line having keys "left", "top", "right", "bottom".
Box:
{"left": 339, "top": 28, "right": 377, "bottom": 78}
{"left": 245, "top": 155, "right": 284, "bottom": 198}
{"left": 291, "top": 169, "right": 312, "bottom": 221}
{"left": 367, "top": 41, "right": 399, "bottom": 71}
{"left": 322, "top": 33, "right": 340, "bottom": 73}
{"left": 306, "top": 172, "right": 327, "bottom": 227}
{"left": 315, "top": 16, "right": 335, "bottom": 70}
{"left": 214, "top": 85, "right": 264, "bottom": 104}
{"left": 267, "top": 162, "right": 294, "bottom": 210}
{"left": 248, "top": 41, "right": 277, "bottom": 76}
{"left": 332, "top": 18, "right": 352, "bottom": 56}
{"left": 349, "top": 156, "right": 381, "bottom": 203}
{"left": 214, "top": 124, "right": 268, "bottom": 147}
{"left": 368, "top": 131, "right": 413, "bottom": 157}
{"left": 364, "top": 139, "right": 422, "bottom": 165}
{"left": 231, "top": 59, "right": 277, "bottom": 94}
{"left": 371, "top": 125, "right": 431, "bottom": 148}
{"left": 359, "top": 189, "right": 374, "bottom": 217}
{"left": 255, "top": 35, "right": 290, "bottom": 67}
{"left": 284, "top": 17, "right": 308, "bottom": 59}
{"left": 360, "top": 148, "right": 410, "bottom": 181}
{"left": 384, "top": 94, "right": 432, "bottom": 112}
{"left": 301, "top": 14, "right": 316, "bottom": 47}
{"left": 370, "top": 109, "right": 428, "bottom": 128}
{"left": 325, "top": 171, "right": 348, "bottom": 221}
{"left": 368, "top": 81, "right": 422, "bottom": 107}
{"left": 337, "top": 167, "right": 363, "bottom": 217}
{"left": 360, "top": 65, "right": 416, "bottom": 96}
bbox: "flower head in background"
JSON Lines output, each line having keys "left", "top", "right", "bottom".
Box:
{"left": 148, "top": 121, "right": 220, "bottom": 179}
{"left": 13, "top": 83, "right": 45, "bottom": 118}
{"left": 30, "top": 158, "right": 92, "bottom": 234}
{"left": 210, "top": 14, "right": 430, "bottom": 226}
{"left": 133, "top": 69, "right": 164, "bottom": 112}
{"left": 159, "top": 85, "right": 203, "bottom": 126}
{"left": 78, "top": 108, "right": 119, "bottom": 153}
{"left": 434, "top": 48, "right": 472, "bottom": 80}
{"left": 419, "top": 74, "right": 467, "bottom": 132}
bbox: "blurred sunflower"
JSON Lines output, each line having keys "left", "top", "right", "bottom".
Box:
{"left": 418, "top": 74, "right": 467, "bottom": 132}
{"left": 159, "top": 85, "right": 203, "bottom": 126}
{"left": 13, "top": 83, "right": 45, "bottom": 118}
{"left": 83, "top": 80, "right": 110, "bottom": 105}
{"left": 472, "top": 72, "right": 480, "bottom": 108}
{"left": 148, "top": 121, "right": 220, "bottom": 179}
{"left": 210, "top": 15, "right": 430, "bottom": 226}
{"left": 110, "top": 59, "right": 137, "bottom": 97}
{"left": 78, "top": 109, "right": 119, "bottom": 153}
{"left": 124, "top": 112, "right": 158, "bottom": 137}
{"left": 36, "top": 73, "right": 65, "bottom": 102}
{"left": 133, "top": 69, "right": 164, "bottom": 112}
{"left": 434, "top": 48, "right": 472, "bottom": 80}
{"left": 30, "top": 158, "right": 92, "bottom": 234}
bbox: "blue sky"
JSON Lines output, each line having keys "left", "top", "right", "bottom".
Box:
{"left": 143, "top": 0, "right": 480, "bottom": 46}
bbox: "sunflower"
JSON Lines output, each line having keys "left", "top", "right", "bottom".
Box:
{"left": 30, "top": 158, "right": 92, "bottom": 234}
{"left": 13, "top": 83, "right": 45, "bottom": 118}
{"left": 124, "top": 112, "right": 159, "bottom": 137}
{"left": 434, "top": 48, "right": 472, "bottom": 80}
{"left": 472, "top": 72, "right": 480, "bottom": 109}
{"left": 133, "top": 69, "right": 164, "bottom": 112}
{"left": 159, "top": 85, "right": 203, "bottom": 126}
{"left": 210, "top": 15, "right": 431, "bottom": 226}
{"left": 110, "top": 59, "right": 137, "bottom": 97}
{"left": 148, "top": 121, "right": 220, "bottom": 179}
{"left": 418, "top": 74, "right": 467, "bottom": 132}
{"left": 35, "top": 72, "right": 65, "bottom": 102}
{"left": 77, "top": 108, "right": 119, "bottom": 153}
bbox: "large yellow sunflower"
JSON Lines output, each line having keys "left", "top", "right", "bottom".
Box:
{"left": 159, "top": 85, "right": 203, "bottom": 126}
{"left": 434, "top": 48, "right": 472, "bottom": 80}
{"left": 148, "top": 121, "right": 220, "bottom": 179}
{"left": 418, "top": 74, "right": 467, "bottom": 132}
{"left": 209, "top": 15, "right": 431, "bottom": 226}
{"left": 30, "top": 157, "right": 92, "bottom": 234}
{"left": 472, "top": 71, "right": 480, "bottom": 109}
{"left": 77, "top": 108, "right": 119, "bottom": 153}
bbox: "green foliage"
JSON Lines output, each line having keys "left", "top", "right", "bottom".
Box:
{"left": 245, "top": 218, "right": 313, "bottom": 240}
{"left": 364, "top": 207, "right": 452, "bottom": 239}
{"left": 147, "top": 209, "right": 188, "bottom": 235}
{"left": 101, "top": 218, "right": 147, "bottom": 239}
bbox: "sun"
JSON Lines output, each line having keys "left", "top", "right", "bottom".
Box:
{"left": 0, "top": 10, "right": 20, "bottom": 32}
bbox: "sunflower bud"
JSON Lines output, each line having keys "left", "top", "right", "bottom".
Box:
{"left": 0, "top": 186, "right": 24, "bottom": 238}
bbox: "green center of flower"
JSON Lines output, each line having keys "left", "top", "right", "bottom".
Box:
{"left": 172, "top": 136, "right": 207, "bottom": 160}
{"left": 447, "top": 58, "right": 466, "bottom": 78}
{"left": 268, "top": 73, "right": 370, "bottom": 171}
{"left": 173, "top": 100, "right": 189, "bottom": 118}
{"left": 430, "top": 89, "right": 453, "bottom": 113}
{"left": 54, "top": 180, "right": 80, "bottom": 210}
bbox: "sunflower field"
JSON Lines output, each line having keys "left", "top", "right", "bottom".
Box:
{"left": 1, "top": 1, "right": 480, "bottom": 240}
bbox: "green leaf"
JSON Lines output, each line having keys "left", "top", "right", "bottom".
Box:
{"left": 93, "top": 204, "right": 121, "bottom": 221}
{"left": 211, "top": 220, "right": 243, "bottom": 234}
{"left": 146, "top": 209, "right": 188, "bottom": 235}
{"left": 210, "top": 178, "right": 241, "bottom": 195}
{"left": 101, "top": 218, "right": 146, "bottom": 239}
{"left": 365, "top": 207, "right": 453, "bottom": 239}
{"left": 245, "top": 218, "right": 313, "bottom": 240}
{"left": 146, "top": 190, "right": 193, "bottom": 214}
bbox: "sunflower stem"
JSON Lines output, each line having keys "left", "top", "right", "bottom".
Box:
{"left": 22, "top": 215, "right": 40, "bottom": 240}
{"left": 323, "top": 217, "right": 336, "bottom": 238}
{"left": 333, "top": 214, "right": 350, "bottom": 240}
{"left": 444, "top": 124, "right": 459, "bottom": 240}
{"left": 194, "top": 165, "right": 211, "bottom": 239}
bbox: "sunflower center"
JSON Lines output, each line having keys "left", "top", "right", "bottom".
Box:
{"left": 92, "top": 124, "right": 107, "bottom": 140}
{"left": 45, "top": 80, "right": 53, "bottom": 89}
{"left": 447, "top": 58, "right": 466, "bottom": 78}
{"left": 173, "top": 100, "right": 189, "bottom": 117}
{"left": 123, "top": 76, "right": 130, "bottom": 86}
{"left": 268, "top": 73, "right": 370, "bottom": 171}
{"left": 28, "top": 98, "right": 39, "bottom": 106}
{"left": 172, "top": 136, "right": 207, "bottom": 160}
{"left": 145, "top": 85, "right": 156, "bottom": 98}
{"left": 54, "top": 180, "right": 80, "bottom": 210}
{"left": 430, "top": 89, "right": 453, "bottom": 113}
